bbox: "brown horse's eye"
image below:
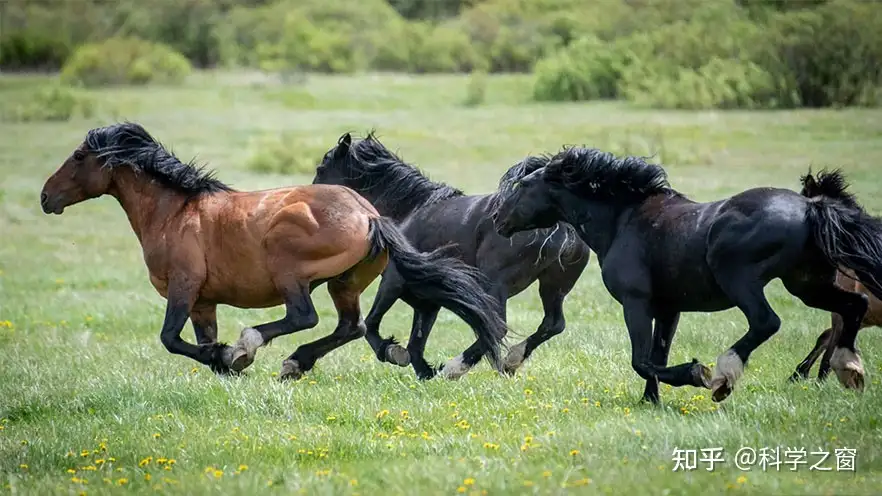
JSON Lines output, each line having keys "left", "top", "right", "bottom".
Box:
{"left": 73, "top": 150, "right": 85, "bottom": 161}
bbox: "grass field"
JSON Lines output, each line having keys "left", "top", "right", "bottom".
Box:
{"left": 2, "top": 71, "right": 882, "bottom": 495}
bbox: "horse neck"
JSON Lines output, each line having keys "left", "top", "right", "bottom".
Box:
{"left": 357, "top": 172, "right": 456, "bottom": 222}
{"left": 554, "top": 192, "right": 624, "bottom": 265}
{"left": 107, "top": 167, "right": 191, "bottom": 243}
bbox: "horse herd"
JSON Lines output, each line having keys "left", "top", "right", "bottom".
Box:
{"left": 39, "top": 122, "right": 882, "bottom": 405}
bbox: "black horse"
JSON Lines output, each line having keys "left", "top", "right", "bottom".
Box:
{"left": 312, "top": 133, "right": 590, "bottom": 380}
{"left": 492, "top": 146, "right": 882, "bottom": 403}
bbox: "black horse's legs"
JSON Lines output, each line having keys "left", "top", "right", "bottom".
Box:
{"left": 226, "top": 283, "right": 319, "bottom": 373}
{"left": 641, "top": 311, "right": 681, "bottom": 403}
{"left": 439, "top": 286, "right": 507, "bottom": 380}
{"left": 789, "top": 327, "right": 833, "bottom": 382}
{"left": 362, "top": 270, "right": 410, "bottom": 366}
{"left": 405, "top": 306, "right": 441, "bottom": 380}
{"left": 504, "top": 270, "right": 577, "bottom": 374}
{"left": 622, "top": 297, "right": 710, "bottom": 403}
{"left": 709, "top": 274, "right": 783, "bottom": 402}
{"left": 783, "top": 276, "right": 869, "bottom": 391}
{"left": 190, "top": 303, "right": 218, "bottom": 345}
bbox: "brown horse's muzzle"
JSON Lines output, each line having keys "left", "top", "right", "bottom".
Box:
{"left": 40, "top": 187, "right": 66, "bottom": 215}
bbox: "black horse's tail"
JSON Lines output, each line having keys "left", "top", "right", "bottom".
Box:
{"left": 802, "top": 169, "right": 882, "bottom": 298}
{"left": 367, "top": 216, "right": 507, "bottom": 369}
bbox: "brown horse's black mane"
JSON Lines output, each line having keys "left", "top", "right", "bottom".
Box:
{"left": 543, "top": 146, "right": 676, "bottom": 202}
{"left": 85, "top": 122, "right": 233, "bottom": 195}
{"left": 800, "top": 168, "right": 861, "bottom": 210}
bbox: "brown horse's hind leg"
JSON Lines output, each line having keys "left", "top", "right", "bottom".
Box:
{"left": 279, "top": 256, "right": 385, "bottom": 380}
{"left": 191, "top": 304, "right": 218, "bottom": 345}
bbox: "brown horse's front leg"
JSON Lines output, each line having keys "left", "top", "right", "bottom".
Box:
{"left": 191, "top": 303, "right": 218, "bottom": 345}
{"left": 160, "top": 294, "right": 231, "bottom": 374}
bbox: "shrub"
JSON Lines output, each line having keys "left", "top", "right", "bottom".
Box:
{"left": 3, "top": 85, "right": 94, "bottom": 122}
{"left": 0, "top": 32, "right": 71, "bottom": 70}
{"left": 463, "top": 70, "right": 488, "bottom": 106}
{"left": 60, "top": 37, "right": 192, "bottom": 87}
{"left": 533, "top": 35, "right": 637, "bottom": 101}
{"left": 246, "top": 134, "right": 330, "bottom": 176}
{"left": 756, "top": 0, "right": 882, "bottom": 107}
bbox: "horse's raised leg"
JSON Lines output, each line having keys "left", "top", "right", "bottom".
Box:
{"left": 642, "top": 311, "right": 681, "bottom": 403}
{"left": 225, "top": 284, "right": 319, "bottom": 372}
{"left": 621, "top": 297, "right": 710, "bottom": 404}
{"left": 709, "top": 274, "right": 782, "bottom": 402}
{"left": 190, "top": 303, "right": 218, "bottom": 345}
{"left": 503, "top": 269, "right": 577, "bottom": 374}
{"left": 362, "top": 268, "right": 410, "bottom": 366}
{"left": 280, "top": 257, "right": 385, "bottom": 380}
{"left": 783, "top": 275, "right": 868, "bottom": 391}
{"left": 789, "top": 327, "right": 833, "bottom": 382}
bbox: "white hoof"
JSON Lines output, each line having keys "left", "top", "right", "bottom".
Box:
{"left": 830, "top": 347, "right": 865, "bottom": 391}
{"left": 711, "top": 349, "right": 743, "bottom": 402}
{"left": 440, "top": 355, "right": 472, "bottom": 380}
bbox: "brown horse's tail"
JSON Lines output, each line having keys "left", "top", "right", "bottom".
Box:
{"left": 367, "top": 216, "right": 507, "bottom": 370}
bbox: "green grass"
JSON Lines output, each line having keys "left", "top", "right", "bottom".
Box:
{"left": 2, "top": 70, "right": 882, "bottom": 495}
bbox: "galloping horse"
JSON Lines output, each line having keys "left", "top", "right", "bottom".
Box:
{"left": 313, "top": 133, "right": 589, "bottom": 379}
{"left": 493, "top": 147, "right": 882, "bottom": 404}
{"left": 40, "top": 122, "right": 507, "bottom": 378}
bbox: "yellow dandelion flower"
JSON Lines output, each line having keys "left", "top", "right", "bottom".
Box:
{"left": 152, "top": 433, "right": 161, "bottom": 439}
{"left": 67, "top": 469, "right": 77, "bottom": 474}
{"left": 82, "top": 465, "right": 97, "bottom": 471}
{"left": 570, "top": 449, "right": 580, "bottom": 456}
{"left": 238, "top": 465, "right": 248, "bottom": 472}
{"left": 139, "top": 457, "right": 152, "bottom": 467}
{"left": 376, "top": 409, "right": 389, "bottom": 419}
{"left": 167, "top": 459, "right": 175, "bottom": 465}
{"left": 482, "top": 443, "right": 499, "bottom": 450}
{"left": 623, "top": 407, "right": 631, "bottom": 416}
{"left": 561, "top": 408, "right": 569, "bottom": 413}
{"left": 94, "top": 459, "right": 105, "bottom": 465}
{"left": 288, "top": 435, "right": 297, "bottom": 441}
{"left": 449, "top": 401, "right": 457, "bottom": 407}
{"left": 326, "top": 415, "right": 337, "bottom": 422}
{"left": 81, "top": 450, "right": 90, "bottom": 457}
{"left": 400, "top": 410, "right": 409, "bottom": 418}
{"left": 569, "top": 478, "right": 592, "bottom": 487}
{"left": 523, "top": 480, "right": 534, "bottom": 487}
{"left": 737, "top": 476, "right": 747, "bottom": 484}
{"left": 464, "top": 478, "right": 475, "bottom": 486}
{"left": 19, "top": 464, "right": 28, "bottom": 470}
{"left": 595, "top": 401, "right": 601, "bottom": 407}
{"left": 524, "top": 389, "right": 533, "bottom": 396}
{"left": 542, "top": 471, "right": 551, "bottom": 478}
{"left": 156, "top": 457, "right": 168, "bottom": 465}
{"left": 145, "top": 473, "right": 152, "bottom": 481}
{"left": 457, "top": 487, "right": 466, "bottom": 493}
{"left": 116, "top": 478, "right": 128, "bottom": 486}
{"left": 212, "top": 470, "right": 223, "bottom": 479}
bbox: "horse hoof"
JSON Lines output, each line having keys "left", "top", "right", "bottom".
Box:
{"left": 229, "top": 346, "right": 253, "bottom": 372}
{"left": 385, "top": 344, "right": 410, "bottom": 367}
{"left": 711, "top": 379, "right": 733, "bottom": 403}
{"left": 279, "top": 359, "right": 303, "bottom": 381}
{"left": 830, "top": 348, "right": 865, "bottom": 391}
{"left": 502, "top": 341, "right": 528, "bottom": 376}
{"left": 788, "top": 370, "right": 807, "bottom": 383}
{"left": 439, "top": 355, "right": 470, "bottom": 380}
{"left": 691, "top": 362, "right": 712, "bottom": 389}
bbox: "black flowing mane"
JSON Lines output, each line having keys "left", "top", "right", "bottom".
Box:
{"left": 497, "top": 154, "right": 551, "bottom": 194}
{"left": 544, "top": 147, "right": 673, "bottom": 202}
{"left": 85, "top": 122, "right": 232, "bottom": 195}
{"left": 343, "top": 133, "right": 462, "bottom": 218}
{"left": 800, "top": 168, "right": 861, "bottom": 211}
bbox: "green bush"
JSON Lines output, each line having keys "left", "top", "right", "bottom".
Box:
{"left": 0, "top": 32, "right": 71, "bottom": 70}
{"left": 60, "top": 37, "right": 192, "bottom": 87}
{"left": 3, "top": 85, "right": 94, "bottom": 122}
{"left": 533, "top": 35, "right": 637, "bottom": 101}
{"left": 246, "top": 134, "right": 330, "bottom": 176}
{"left": 463, "top": 70, "right": 489, "bottom": 106}
{"left": 757, "top": 1, "right": 882, "bottom": 107}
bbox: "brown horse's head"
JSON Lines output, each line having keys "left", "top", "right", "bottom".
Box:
{"left": 41, "top": 140, "right": 112, "bottom": 214}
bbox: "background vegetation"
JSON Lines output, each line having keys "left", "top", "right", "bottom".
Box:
{"left": 1, "top": 0, "right": 879, "bottom": 109}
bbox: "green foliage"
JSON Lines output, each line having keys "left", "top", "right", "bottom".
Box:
{"left": 0, "top": 32, "right": 71, "bottom": 70}
{"left": 60, "top": 37, "right": 192, "bottom": 87}
{"left": 246, "top": 133, "right": 329, "bottom": 176}
{"left": 533, "top": 36, "right": 636, "bottom": 102}
{"left": 2, "top": 85, "right": 94, "bottom": 122}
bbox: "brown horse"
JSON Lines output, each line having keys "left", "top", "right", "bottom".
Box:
{"left": 40, "top": 122, "right": 507, "bottom": 378}
{"left": 791, "top": 269, "right": 882, "bottom": 381}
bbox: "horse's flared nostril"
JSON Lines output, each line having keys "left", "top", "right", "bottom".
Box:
{"left": 40, "top": 192, "right": 48, "bottom": 206}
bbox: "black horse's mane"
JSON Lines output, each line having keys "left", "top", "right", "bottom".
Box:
{"left": 800, "top": 168, "right": 861, "bottom": 210}
{"left": 544, "top": 147, "right": 674, "bottom": 202}
{"left": 497, "top": 154, "right": 552, "bottom": 193}
{"left": 85, "top": 122, "right": 232, "bottom": 195}
{"left": 343, "top": 133, "right": 463, "bottom": 217}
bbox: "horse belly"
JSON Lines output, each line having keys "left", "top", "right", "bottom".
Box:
{"left": 199, "top": 265, "right": 283, "bottom": 309}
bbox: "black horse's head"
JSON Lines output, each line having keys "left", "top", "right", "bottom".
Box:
{"left": 313, "top": 132, "right": 354, "bottom": 186}
{"left": 492, "top": 156, "right": 558, "bottom": 237}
